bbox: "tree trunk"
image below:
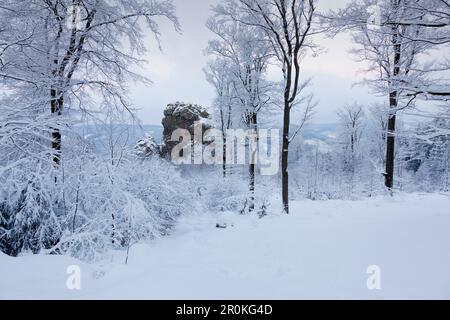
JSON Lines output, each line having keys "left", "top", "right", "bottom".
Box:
{"left": 50, "top": 88, "right": 63, "bottom": 165}
{"left": 282, "top": 102, "right": 290, "bottom": 214}
{"left": 385, "top": 96, "right": 397, "bottom": 191}
{"left": 222, "top": 135, "right": 227, "bottom": 178}
{"left": 248, "top": 113, "right": 257, "bottom": 213}
{"left": 249, "top": 162, "right": 255, "bottom": 212}
{"left": 385, "top": 29, "right": 401, "bottom": 192}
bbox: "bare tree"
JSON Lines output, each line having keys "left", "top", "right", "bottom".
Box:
{"left": 0, "top": 0, "right": 180, "bottom": 165}
{"left": 215, "top": 0, "right": 317, "bottom": 213}
{"left": 337, "top": 103, "right": 365, "bottom": 157}
{"left": 204, "top": 59, "right": 235, "bottom": 177}
{"left": 337, "top": 103, "right": 365, "bottom": 192}
{"left": 324, "top": 0, "right": 439, "bottom": 192}
{"left": 205, "top": 16, "right": 273, "bottom": 212}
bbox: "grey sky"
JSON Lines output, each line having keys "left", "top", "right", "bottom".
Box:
{"left": 131, "top": 0, "right": 377, "bottom": 125}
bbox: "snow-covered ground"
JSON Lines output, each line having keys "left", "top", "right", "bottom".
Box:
{"left": 1, "top": 193, "right": 450, "bottom": 300}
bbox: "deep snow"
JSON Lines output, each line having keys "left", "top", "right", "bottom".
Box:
{"left": 1, "top": 193, "right": 450, "bottom": 300}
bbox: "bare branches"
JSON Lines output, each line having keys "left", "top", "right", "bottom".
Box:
{"left": 0, "top": 0, "right": 180, "bottom": 164}
{"left": 211, "top": 0, "right": 318, "bottom": 213}
{"left": 206, "top": 12, "right": 274, "bottom": 127}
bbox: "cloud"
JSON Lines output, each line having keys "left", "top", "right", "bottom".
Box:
{"left": 131, "top": 0, "right": 374, "bottom": 125}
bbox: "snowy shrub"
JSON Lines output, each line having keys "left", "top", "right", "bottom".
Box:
{"left": 135, "top": 135, "right": 161, "bottom": 158}
{"left": 0, "top": 151, "right": 195, "bottom": 261}
{"left": 200, "top": 171, "right": 274, "bottom": 217}
{"left": 205, "top": 174, "right": 249, "bottom": 212}
{"left": 0, "top": 160, "right": 63, "bottom": 256}
{"left": 61, "top": 155, "right": 195, "bottom": 261}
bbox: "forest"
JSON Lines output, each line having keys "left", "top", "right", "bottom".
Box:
{"left": 0, "top": 0, "right": 449, "bottom": 300}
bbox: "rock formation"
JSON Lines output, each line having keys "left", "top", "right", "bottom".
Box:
{"left": 161, "top": 102, "right": 211, "bottom": 159}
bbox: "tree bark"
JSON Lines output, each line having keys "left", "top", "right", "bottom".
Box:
{"left": 282, "top": 100, "right": 290, "bottom": 214}
{"left": 385, "top": 93, "right": 397, "bottom": 190}
{"left": 385, "top": 28, "right": 401, "bottom": 191}
{"left": 222, "top": 135, "right": 227, "bottom": 178}
{"left": 50, "top": 88, "right": 63, "bottom": 165}
{"left": 248, "top": 113, "right": 257, "bottom": 213}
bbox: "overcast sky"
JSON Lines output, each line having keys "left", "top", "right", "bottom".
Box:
{"left": 131, "top": 0, "right": 379, "bottom": 126}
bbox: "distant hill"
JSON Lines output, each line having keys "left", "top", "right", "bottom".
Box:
{"left": 141, "top": 125, "right": 164, "bottom": 142}
{"left": 300, "top": 123, "right": 337, "bottom": 142}
{"left": 72, "top": 124, "right": 163, "bottom": 152}
{"left": 72, "top": 123, "right": 336, "bottom": 152}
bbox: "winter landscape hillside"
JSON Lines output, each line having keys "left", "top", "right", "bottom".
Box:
{"left": 2, "top": 193, "right": 450, "bottom": 300}
{"left": 0, "top": 0, "right": 449, "bottom": 301}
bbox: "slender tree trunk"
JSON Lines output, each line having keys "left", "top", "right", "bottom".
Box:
{"left": 50, "top": 88, "right": 63, "bottom": 165}
{"left": 221, "top": 104, "right": 232, "bottom": 178}
{"left": 385, "top": 29, "right": 401, "bottom": 192}
{"left": 111, "top": 213, "right": 116, "bottom": 245}
{"left": 248, "top": 164, "right": 255, "bottom": 212}
{"left": 385, "top": 96, "right": 397, "bottom": 190}
{"left": 281, "top": 59, "right": 293, "bottom": 214}
{"left": 248, "top": 113, "right": 257, "bottom": 213}
{"left": 222, "top": 137, "right": 227, "bottom": 177}
{"left": 282, "top": 101, "right": 290, "bottom": 214}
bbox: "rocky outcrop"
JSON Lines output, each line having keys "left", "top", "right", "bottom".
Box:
{"left": 161, "top": 102, "right": 211, "bottom": 159}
